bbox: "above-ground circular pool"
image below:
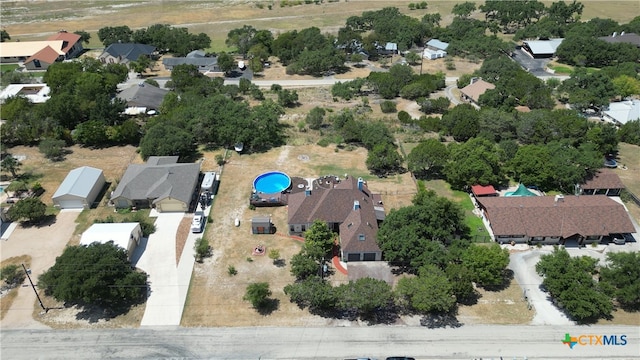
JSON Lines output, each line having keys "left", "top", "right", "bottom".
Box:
{"left": 253, "top": 171, "right": 292, "bottom": 194}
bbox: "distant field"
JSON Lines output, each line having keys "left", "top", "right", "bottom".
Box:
{"left": 3, "top": 1, "right": 638, "bottom": 52}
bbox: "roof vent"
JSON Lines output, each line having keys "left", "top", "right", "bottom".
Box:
{"left": 555, "top": 194, "right": 564, "bottom": 203}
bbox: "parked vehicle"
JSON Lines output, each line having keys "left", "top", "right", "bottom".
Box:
{"left": 611, "top": 233, "right": 625, "bottom": 245}
{"left": 191, "top": 212, "right": 205, "bottom": 233}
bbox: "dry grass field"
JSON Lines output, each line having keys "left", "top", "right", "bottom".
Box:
{"left": 3, "top": 0, "right": 637, "bottom": 50}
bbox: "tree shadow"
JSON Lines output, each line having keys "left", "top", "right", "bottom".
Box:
{"left": 273, "top": 259, "right": 286, "bottom": 267}
{"left": 73, "top": 300, "right": 141, "bottom": 323}
{"left": 256, "top": 298, "right": 280, "bottom": 315}
{"left": 420, "top": 312, "right": 463, "bottom": 328}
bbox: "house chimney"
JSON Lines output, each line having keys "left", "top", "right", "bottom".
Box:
{"left": 353, "top": 200, "right": 360, "bottom": 210}
{"left": 621, "top": 31, "right": 625, "bottom": 36}
{"left": 357, "top": 177, "right": 364, "bottom": 191}
{"left": 612, "top": 32, "right": 617, "bottom": 37}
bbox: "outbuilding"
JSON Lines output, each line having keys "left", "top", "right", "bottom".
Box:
{"left": 80, "top": 222, "right": 143, "bottom": 261}
{"left": 52, "top": 166, "right": 106, "bottom": 209}
{"left": 251, "top": 216, "right": 273, "bottom": 234}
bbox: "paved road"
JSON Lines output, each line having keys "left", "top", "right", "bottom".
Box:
{"left": 1, "top": 325, "right": 638, "bottom": 359}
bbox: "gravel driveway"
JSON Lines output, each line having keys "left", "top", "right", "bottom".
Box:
{"left": 0, "top": 210, "right": 81, "bottom": 329}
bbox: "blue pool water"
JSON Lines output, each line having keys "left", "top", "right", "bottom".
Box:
{"left": 253, "top": 172, "right": 291, "bottom": 194}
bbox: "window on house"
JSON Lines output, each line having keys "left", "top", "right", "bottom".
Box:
{"left": 290, "top": 225, "right": 294, "bottom": 232}
{"left": 358, "top": 234, "right": 365, "bottom": 241}
{"left": 301, "top": 225, "right": 306, "bottom": 232}
{"left": 33, "top": 60, "right": 41, "bottom": 68}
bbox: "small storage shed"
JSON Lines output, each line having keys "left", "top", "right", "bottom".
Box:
{"left": 52, "top": 166, "right": 106, "bottom": 209}
{"left": 80, "top": 222, "right": 143, "bottom": 261}
{"left": 251, "top": 216, "right": 273, "bottom": 234}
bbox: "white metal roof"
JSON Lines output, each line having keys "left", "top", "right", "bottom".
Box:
{"left": 426, "top": 39, "right": 449, "bottom": 50}
{"left": 523, "top": 38, "right": 564, "bottom": 54}
{"left": 52, "top": 166, "right": 103, "bottom": 200}
{"left": 0, "top": 84, "right": 50, "bottom": 104}
{"left": 80, "top": 222, "right": 141, "bottom": 251}
{"left": 604, "top": 100, "right": 640, "bottom": 125}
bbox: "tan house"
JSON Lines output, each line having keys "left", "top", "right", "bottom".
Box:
{"left": 477, "top": 194, "right": 635, "bottom": 246}
{"left": 111, "top": 156, "right": 199, "bottom": 212}
{"left": 0, "top": 40, "right": 64, "bottom": 63}
{"left": 460, "top": 78, "right": 495, "bottom": 108}
{"left": 288, "top": 175, "right": 385, "bottom": 262}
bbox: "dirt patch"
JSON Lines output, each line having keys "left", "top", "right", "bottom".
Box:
{"left": 5, "top": 145, "right": 140, "bottom": 206}
{"left": 176, "top": 216, "right": 192, "bottom": 265}
{"left": 457, "top": 279, "right": 534, "bottom": 325}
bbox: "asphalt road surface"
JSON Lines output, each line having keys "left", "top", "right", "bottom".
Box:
{"left": 1, "top": 325, "right": 638, "bottom": 359}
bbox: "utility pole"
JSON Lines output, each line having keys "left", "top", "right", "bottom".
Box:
{"left": 22, "top": 264, "right": 46, "bottom": 311}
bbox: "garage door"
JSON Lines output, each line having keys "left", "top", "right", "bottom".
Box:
{"left": 157, "top": 201, "right": 186, "bottom": 212}
{"left": 347, "top": 253, "right": 360, "bottom": 262}
{"left": 56, "top": 200, "right": 84, "bottom": 209}
{"left": 362, "top": 253, "right": 376, "bottom": 261}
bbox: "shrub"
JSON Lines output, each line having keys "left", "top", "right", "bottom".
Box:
{"left": 194, "top": 237, "right": 211, "bottom": 262}
{"left": 270, "top": 83, "right": 282, "bottom": 92}
{"left": 215, "top": 154, "right": 225, "bottom": 166}
{"left": 0, "top": 264, "right": 25, "bottom": 288}
{"left": 380, "top": 100, "right": 397, "bottom": 113}
{"left": 398, "top": 110, "right": 412, "bottom": 124}
{"left": 228, "top": 265, "right": 238, "bottom": 275}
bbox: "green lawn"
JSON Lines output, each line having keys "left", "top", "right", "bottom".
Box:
{"left": 0, "top": 64, "right": 19, "bottom": 72}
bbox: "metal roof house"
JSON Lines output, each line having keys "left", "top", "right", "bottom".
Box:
{"left": 111, "top": 156, "right": 199, "bottom": 212}
{"left": 80, "top": 222, "right": 143, "bottom": 262}
{"left": 603, "top": 99, "right": 640, "bottom": 125}
{"left": 423, "top": 39, "right": 449, "bottom": 60}
{"left": 52, "top": 166, "right": 106, "bottom": 209}
{"left": 0, "top": 84, "right": 50, "bottom": 104}
{"left": 522, "top": 38, "right": 564, "bottom": 58}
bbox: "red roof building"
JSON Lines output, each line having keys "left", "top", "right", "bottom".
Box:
{"left": 471, "top": 184, "right": 497, "bottom": 197}
{"left": 24, "top": 46, "right": 61, "bottom": 70}
{"left": 46, "top": 31, "right": 83, "bottom": 59}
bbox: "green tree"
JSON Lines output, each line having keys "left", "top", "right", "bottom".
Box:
{"left": 290, "top": 252, "right": 320, "bottom": 280}
{"left": 73, "top": 120, "right": 108, "bottom": 147}
{"left": 600, "top": 252, "right": 640, "bottom": 310}
{"left": 0, "top": 264, "right": 25, "bottom": 288}
{"left": 335, "top": 277, "right": 394, "bottom": 318}
{"left": 217, "top": 52, "right": 236, "bottom": 74}
{"left": 396, "top": 265, "right": 456, "bottom": 314}
{"left": 97, "top": 26, "right": 133, "bottom": 47}
{"left": 303, "top": 220, "right": 335, "bottom": 261}
{"left": 7, "top": 198, "right": 47, "bottom": 223}
{"left": 405, "top": 51, "right": 421, "bottom": 65}
{"left": 377, "top": 190, "right": 469, "bottom": 270}
{"left": 0, "top": 30, "right": 10, "bottom": 42}
{"left": 1, "top": 155, "right": 21, "bottom": 178}
{"left": 612, "top": 75, "right": 640, "bottom": 99}
{"left": 444, "top": 138, "right": 505, "bottom": 190}
{"left": 442, "top": 104, "right": 480, "bottom": 141}
{"left": 445, "top": 262, "right": 477, "bottom": 303}
{"left": 407, "top": 139, "right": 449, "bottom": 178}
{"left": 461, "top": 244, "right": 509, "bottom": 287}
{"left": 618, "top": 120, "right": 640, "bottom": 146}
{"left": 284, "top": 277, "right": 336, "bottom": 311}
{"left": 452, "top": 2, "right": 476, "bottom": 18}
{"left": 277, "top": 89, "right": 299, "bottom": 107}
{"left": 306, "top": 107, "right": 326, "bottom": 130}
{"left": 243, "top": 282, "right": 272, "bottom": 309}
{"left": 128, "top": 55, "right": 152, "bottom": 76}
{"left": 536, "top": 247, "right": 613, "bottom": 323}
{"left": 39, "top": 242, "right": 147, "bottom": 308}
{"left": 38, "top": 138, "right": 66, "bottom": 161}
{"left": 194, "top": 237, "right": 211, "bottom": 263}
{"left": 73, "top": 30, "right": 91, "bottom": 44}
{"left": 139, "top": 122, "right": 196, "bottom": 161}
{"left": 366, "top": 142, "right": 402, "bottom": 176}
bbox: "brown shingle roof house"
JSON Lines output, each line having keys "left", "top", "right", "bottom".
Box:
{"left": 288, "top": 175, "right": 385, "bottom": 262}
{"left": 47, "top": 31, "right": 83, "bottom": 59}
{"left": 580, "top": 169, "right": 625, "bottom": 196}
{"left": 460, "top": 78, "right": 495, "bottom": 106}
{"left": 477, "top": 195, "right": 635, "bottom": 245}
{"left": 24, "top": 45, "right": 61, "bottom": 71}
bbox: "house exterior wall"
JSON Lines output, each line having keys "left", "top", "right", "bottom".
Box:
{"left": 1, "top": 56, "right": 27, "bottom": 63}
{"left": 25, "top": 59, "right": 53, "bottom": 71}
{"left": 99, "top": 54, "right": 122, "bottom": 64}
{"left": 66, "top": 42, "right": 84, "bottom": 59}
{"left": 156, "top": 197, "right": 188, "bottom": 212}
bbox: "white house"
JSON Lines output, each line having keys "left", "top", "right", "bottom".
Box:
{"left": 423, "top": 39, "right": 449, "bottom": 60}
{"left": 603, "top": 99, "right": 640, "bottom": 125}
{"left": 80, "top": 222, "right": 143, "bottom": 261}
{"left": 0, "top": 84, "right": 51, "bottom": 104}
{"left": 52, "top": 166, "right": 106, "bottom": 209}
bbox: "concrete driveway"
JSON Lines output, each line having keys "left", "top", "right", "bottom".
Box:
{"left": 509, "top": 250, "right": 574, "bottom": 326}
{"left": 0, "top": 210, "right": 81, "bottom": 329}
{"left": 135, "top": 212, "right": 185, "bottom": 326}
